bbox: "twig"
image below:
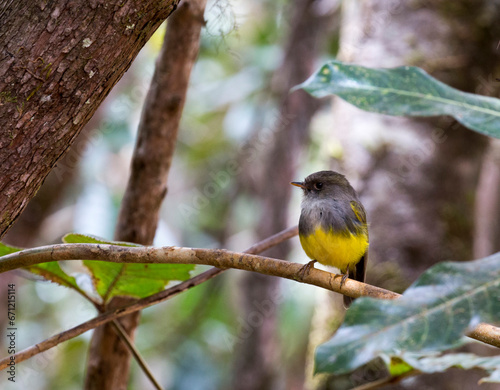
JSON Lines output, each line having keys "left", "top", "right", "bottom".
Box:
{"left": 469, "top": 323, "right": 500, "bottom": 347}
{"left": 111, "top": 320, "right": 164, "bottom": 390}
{"left": 244, "top": 225, "right": 298, "bottom": 254}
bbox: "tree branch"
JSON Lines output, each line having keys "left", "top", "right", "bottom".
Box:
{"left": 0, "top": 226, "right": 299, "bottom": 369}
{"left": 2, "top": 243, "right": 395, "bottom": 298}
{"left": 0, "top": 225, "right": 497, "bottom": 370}
{"left": 110, "top": 320, "right": 164, "bottom": 390}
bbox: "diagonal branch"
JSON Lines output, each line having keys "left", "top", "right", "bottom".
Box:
{"left": 0, "top": 258, "right": 496, "bottom": 370}
{"left": 0, "top": 226, "right": 299, "bottom": 369}
{"left": 110, "top": 320, "right": 164, "bottom": 390}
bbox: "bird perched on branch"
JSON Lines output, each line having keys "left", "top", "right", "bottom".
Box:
{"left": 291, "top": 170, "right": 369, "bottom": 307}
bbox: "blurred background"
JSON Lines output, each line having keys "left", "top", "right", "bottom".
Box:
{"left": 2, "top": 0, "right": 500, "bottom": 389}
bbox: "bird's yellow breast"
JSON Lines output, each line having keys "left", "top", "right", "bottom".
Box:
{"left": 299, "top": 227, "right": 368, "bottom": 272}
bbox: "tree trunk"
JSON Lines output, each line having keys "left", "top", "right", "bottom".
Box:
{"left": 2, "top": 110, "right": 102, "bottom": 247}
{"left": 3, "top": 67, "right": 140, "bottom": 247}
{"left": 84, "top": 0, "right": 206, "bottom": 388}
{"left": 0, "top": 0, "right": 178, "bottom": 239}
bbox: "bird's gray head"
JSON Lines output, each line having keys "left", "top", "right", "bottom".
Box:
{"left": 291, "top": 170, "right": 357, "bottom": 201}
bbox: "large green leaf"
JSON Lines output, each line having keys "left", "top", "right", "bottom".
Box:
{"left": 1, "top": 242, "right": 86, "bottom": 297}
{"left": 315, "top": 253, "right": 500, "bottom": 374}
{"left": 63, "top": 233, "right": 195, "bottom": 302}
{"left": 297, "top": 60, "right": 500, "bottom": 138}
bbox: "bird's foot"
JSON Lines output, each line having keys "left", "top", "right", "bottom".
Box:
{"left": 339, "top": 267, "right": 350, "bottom": 289}
{"left": 298, "top": 260, "right": 317, "bottom": 279}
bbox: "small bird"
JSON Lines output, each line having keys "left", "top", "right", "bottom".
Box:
{"left": 291, "top": 170, "right": 369, "bottom": 307}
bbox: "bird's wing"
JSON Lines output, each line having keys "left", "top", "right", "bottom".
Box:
{"left": 350, "top": 200, "right": 367, "bottom": 224}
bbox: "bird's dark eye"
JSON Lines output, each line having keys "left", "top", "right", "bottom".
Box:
{"left": 314, "top": 182, "right": 323, "bottom": 190}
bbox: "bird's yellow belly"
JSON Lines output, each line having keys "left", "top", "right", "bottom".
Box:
{"left": 299, "top": 227, "right": 368, "bottom": 272}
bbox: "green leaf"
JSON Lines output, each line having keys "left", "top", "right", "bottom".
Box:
{"left": 62, "top": 233, "right": 195, "bottom": 302}
{"left": 26, "top": 262, "right": 84, "bottom": 295}
{"left": 62, "top": 233, "right": 140, "bottom": 247}
{"left": 81, "top": 261, "right": 194, "bottom": 300}
{"left": 401, "top": 352, "right": 500, "bottom": 383}
{"left": 297, "top": 60, "right": 500, "bottom": 138}
{"left": 386, "top": 357, "right": 412, "bottom": 377}
{"left": 0, "top": 242, "right": 22, "bottom": 256}
{"left": 315, "top": 253, "right": 500, "bottom": 374}
{"left": 1, "top": 241, "right": 89, "bottom": 299}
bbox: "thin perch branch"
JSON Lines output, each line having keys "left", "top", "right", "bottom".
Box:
{"left": 0, "top": 242, "right": 394, "bottom": 300}
{"left": 110, "top": 320, "right": 164, "bottom": 390}
{"left": 0, "top": 225, "right": 498, "bottom": 370}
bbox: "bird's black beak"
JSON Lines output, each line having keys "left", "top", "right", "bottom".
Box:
{"left": 291, "top": 181, "right": 306, "bottom": 189}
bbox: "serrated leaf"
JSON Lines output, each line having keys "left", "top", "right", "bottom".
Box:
{"left": 297, "top": 60, "right": 500, "bottom": 138}
{"left": 82, "top": 261, "right": 194, "bottom": 300}
{"left": 402, "top": 352, "right": 500, "bottom": 383}
{"left": 62, "top": 233, "right": 140, "bottom": 247}
{"left": 315, "top": 253, "right": 500, "bottom": 374}
{"left": 1, "top": 242, "right": 88, "bottom": 298}
{"left": 26, "top": 262, "right": 85, "bottom": 296}
{"left": 62, "top": 233, "right": 195, "bottom": 301}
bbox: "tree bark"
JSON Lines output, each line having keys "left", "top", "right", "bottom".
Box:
{"left": 0, "top": 0, "right": 178, "bottom": 239}
{"left": 2, "top": 110, "right": 102, "bottom": 247}
{"left": 3, "top": 66, "right": 140, "bottom": 247}
{"left": 84, "top": 0, "right": 206, "bottom": 388}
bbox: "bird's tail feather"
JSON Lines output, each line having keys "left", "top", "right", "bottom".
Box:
{"left": 343, "top": 253, "right": 367, "bottom": 308}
